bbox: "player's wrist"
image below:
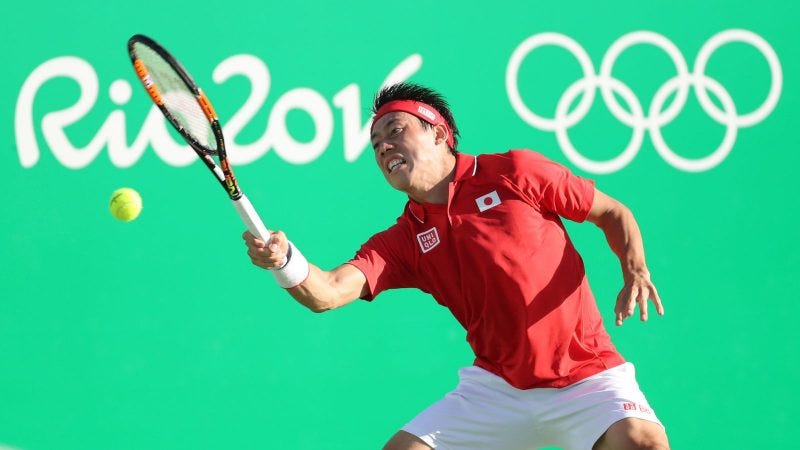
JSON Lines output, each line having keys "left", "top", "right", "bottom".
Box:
{"left": 272, "top": 241, "right": 309, "bottom": 289}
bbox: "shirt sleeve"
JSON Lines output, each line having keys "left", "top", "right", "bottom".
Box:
{"left": 511, "top": 149, "right": 596, "bottom": 222}
{"left": 346, "top": 220, "right": 416, "bottom": 301}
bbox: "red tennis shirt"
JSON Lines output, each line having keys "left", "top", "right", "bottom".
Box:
{"left": 347, "top": 150, "right": 624, "bottom": 389}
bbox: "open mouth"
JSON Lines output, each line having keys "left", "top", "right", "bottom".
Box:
{"left": 387, "top": 158, "right": 407, "bottom": 173}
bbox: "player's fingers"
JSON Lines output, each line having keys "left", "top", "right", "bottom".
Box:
{"left": 246, "top": 251, "right": 260, "bottom": 264}
{"left": 247, "top": 246, "right": 268, "bottom": 260}
{"left": 242, "top": 230, "right": 267, "bottom": 248}
{"left": 619, "top": 286, "right": 638, "bottom": 320}
{"left": 638, "top": 287, "right": 649, "bottom": 322}
{"left": 615, "top": 289, "right": 633, "bottom": 326}
{"left": 243, "top": 231, "right": 286, "bottom": 269}
{"left": 650, "top": 284, "right": 665, "bottom": 316}
{"left": 247, "top": 247, "right": 284, "bottom": 270}
{"left": 268, "top": 230, "right": 288, "bottom": 253}
{"left": 267, "top": 235, "right": 279, "bottom": 252}
{"left": 246, "top": 250, "right": 268, "bottom": 269}
{"left": 623, "top": 287, "right": 641, "bottom": 324}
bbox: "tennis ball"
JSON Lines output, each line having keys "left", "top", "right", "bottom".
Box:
{"left": 109, "top": 187, "right": 143, "bottom": 222}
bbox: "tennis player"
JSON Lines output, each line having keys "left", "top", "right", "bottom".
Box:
{"left": 243, "top": 83, "right": 670, "bottom": 450}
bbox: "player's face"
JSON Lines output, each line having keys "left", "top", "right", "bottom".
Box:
{"left": 370, "top": 111, "right": 450, "bottom": 197}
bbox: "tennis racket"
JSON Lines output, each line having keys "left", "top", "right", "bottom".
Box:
{"left": 127, "top": 34, "right": 271, "bottom": 242}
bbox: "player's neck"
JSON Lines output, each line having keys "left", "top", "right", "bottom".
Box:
{"left": 407, "top": 156, "right": 456, "bottom": 205}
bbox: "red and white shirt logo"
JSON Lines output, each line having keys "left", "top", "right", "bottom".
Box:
{"left": 416, "top": 227, "right": 440, "bottom": 253}
{"left": 476, "top": 190, "right": 501, "bottom": 212}
{"left": 622, "top": 402, "right": 653, "bottom": 414}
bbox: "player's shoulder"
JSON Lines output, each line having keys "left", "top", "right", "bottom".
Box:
{"left": 476, "top": 149, "right": 555, "bottom": 173}
{"left": 475, "top": 149, "right": 588, "bottom": 189}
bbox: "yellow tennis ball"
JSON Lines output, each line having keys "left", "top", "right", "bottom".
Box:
{"left": 109, "top": 187, "right": 143, "bottom": 222}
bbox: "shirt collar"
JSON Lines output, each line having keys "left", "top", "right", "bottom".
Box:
{"left": 453, "top": 152, "right": 478, "bottom": 181}
{"left": 406, "top": 152, "right": 477, "bottom": 223}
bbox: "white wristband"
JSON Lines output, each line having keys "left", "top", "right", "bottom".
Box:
{"left": 272, "top": 241, "right": 310, "bottom": 289}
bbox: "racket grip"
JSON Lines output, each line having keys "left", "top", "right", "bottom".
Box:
{"left": 234, "top": 195, "right": 289, "bottom": 269}
{"left": 232, "top": 194, "right": 271, "bottom": 241}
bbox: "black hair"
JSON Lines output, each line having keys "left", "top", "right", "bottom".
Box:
{"left": 372, "top": 82, "right": 460, "bottom": 152}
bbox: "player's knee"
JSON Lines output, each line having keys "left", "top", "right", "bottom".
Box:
{"left": 593, "top": 418, "right": 670, "bottom": 450}
{"left": 382, "top": 431, "right": 432, "bottom": 450}
{"left": 626, "top": 434, "right": 670, "bottom": 450}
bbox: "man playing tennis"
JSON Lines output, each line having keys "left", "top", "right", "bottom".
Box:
{"left": 243, "top": 83, "right": 670, "bottom": 450}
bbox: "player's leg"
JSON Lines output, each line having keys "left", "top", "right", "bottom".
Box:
{"left": 549, "top": 363, "right": 668, "bottom": 450}
{"left": 383, "top": 431, "right": 433, "bottom": 450}
{"left": 592, "top": 417, "right": 670, "bottom": 450}
{"left": 386, "top": 366, "right": 546, "bottom": 450}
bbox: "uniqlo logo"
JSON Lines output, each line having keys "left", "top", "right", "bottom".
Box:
{"left": 476, "top": 190, "right": 501, "bottom": 212}
{"left": 622, "top": 402, "right": 653, "bottom": 414}
{"left": 416, "top": 227, "right": 440, "bottom": 253}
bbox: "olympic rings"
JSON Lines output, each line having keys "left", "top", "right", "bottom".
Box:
{"left": 506, "top": 29, "right": 782, "bottom": 173}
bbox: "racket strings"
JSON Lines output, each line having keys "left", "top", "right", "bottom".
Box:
{"left": 131, "top": 43, "right": 218, "bottom": 153}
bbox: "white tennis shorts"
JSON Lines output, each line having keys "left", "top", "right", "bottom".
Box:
{"left": 402, "top": 362, "right": 663, "bottom": 450}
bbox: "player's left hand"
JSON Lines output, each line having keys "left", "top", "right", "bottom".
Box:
{"left": 615, "top": 270, "right": 664, "bottom": 326}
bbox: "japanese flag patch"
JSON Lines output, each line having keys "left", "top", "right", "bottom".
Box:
{"left": 476, "top": 190, "right": 501, "bottom": 212}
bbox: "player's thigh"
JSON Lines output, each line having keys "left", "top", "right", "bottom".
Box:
{"left": 383, "top": 430, "right": 434, "bottom": 450}
{"left": 592, "top": 417, "right": 670, "bottom": 450}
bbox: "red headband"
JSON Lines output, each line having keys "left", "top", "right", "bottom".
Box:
{"left": 371, "top": 100, "right": 454, "bottom": 149}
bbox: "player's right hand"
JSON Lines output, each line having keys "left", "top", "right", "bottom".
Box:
{"left": 243, "top": 230, "right": 289, "bottom": 270}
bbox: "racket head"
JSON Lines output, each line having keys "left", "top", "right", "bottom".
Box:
{"left": 127, "top": 34, "right": 222, "bottom": 156}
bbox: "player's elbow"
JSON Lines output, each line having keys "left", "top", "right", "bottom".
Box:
{"left": 587, "top": 189, "right": 629, "bottom": 227}
{"left": 306, "top": 293, "right": 355, "bottom": 313}
{"left": 589, "top": 197, "right": 629, "bottom": 229}
{"left": 303, "top": 296, "right": 342, "bottom": 313}
{"left": 290, "top": 271, "right": 360, "bottom": 313}
{"left": 288, "top": 286, "right": 339, "bottom": 313}
{"left": 307, "top": 302, "right": 334, "bottom": 313}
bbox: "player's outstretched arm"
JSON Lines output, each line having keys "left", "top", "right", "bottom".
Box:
{"left": 242, "top": 231, "right": 368, "bottom": 313}
{"left": 585, "top": 189, "right": 665, "bottom": 326}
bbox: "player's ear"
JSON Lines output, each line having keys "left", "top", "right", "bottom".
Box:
{"left": 433, "top": 123, "right": 449, "bottom": 146}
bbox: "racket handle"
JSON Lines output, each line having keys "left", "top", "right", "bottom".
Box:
{"left": 233, "top": 195, "right": 289, "bottom": 269}
{"left": 232, "top": 194, "right": 271, "bottom": 241}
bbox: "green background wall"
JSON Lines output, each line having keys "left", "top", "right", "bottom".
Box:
{"left": 2, "top": 0, "right": 798, "bottom": 448}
